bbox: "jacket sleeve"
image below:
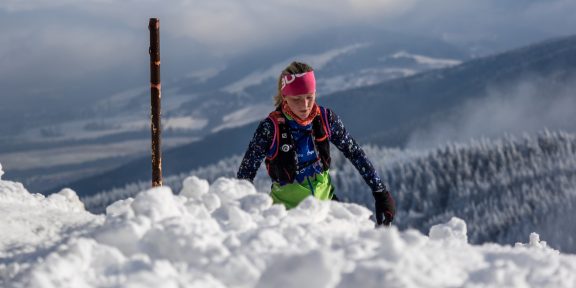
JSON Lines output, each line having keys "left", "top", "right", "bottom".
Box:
{"left": 327, "top": 109, "right": 387, "bottom": 192}
{"left": 237, "top": 118, "right": 274, "bottom": 182}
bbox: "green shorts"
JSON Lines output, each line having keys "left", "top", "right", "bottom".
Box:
{"left": 270, "top": 170, "right": 335, "bottom": 209}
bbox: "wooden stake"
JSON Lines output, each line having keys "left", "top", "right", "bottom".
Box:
{"left": 149, "top": 18, "right": 162, "bottom": 187}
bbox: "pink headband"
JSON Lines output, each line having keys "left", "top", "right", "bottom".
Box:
{"left": 281, "top": 71, "right": 316, "bottom": 96}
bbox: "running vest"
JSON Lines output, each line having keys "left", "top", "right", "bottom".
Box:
{"left": 265, "top": 106, "right": 332, "bottom": 184}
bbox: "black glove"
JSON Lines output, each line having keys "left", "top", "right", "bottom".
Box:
{"left": 372, "top": 190, "right": 395, "bottom": 226}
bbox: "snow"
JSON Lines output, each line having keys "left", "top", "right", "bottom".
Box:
{"left": 389, "top": 51, "right": 462, "bottom": 68}
{"left": 429, "top": 217, "right": 467, "bottom": 243}
{"left": 1, "top": 168, "right": 576, "bottom": 287}
{"left": 182, "top": 66, "right": 225, "bottom": 83}
{"left": 212, "top": 104, "right": 273, "bottom": 133}
{"left": 21, "top": 116, "right": 148, "bottom": 141}
{"left": 318, "top": 68, "right": 416, "bottom": 95}
{"left": 164, "top": 116, "right": 208, "bottom": 131}
{"left": 0, "top": 138, "right": 195, "bottom": 171}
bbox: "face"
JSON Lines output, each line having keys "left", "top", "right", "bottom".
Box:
{"left": 283, "top": 92, "right": 316, "bottom": 119}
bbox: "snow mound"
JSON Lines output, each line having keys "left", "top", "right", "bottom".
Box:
{"left": 2, "top": 174, "right": 576, "bottom": 287}
{"left": 429, "top": 217, "right": 468, "bottom": 244}
{"left": 0, "top": 178, "right": 102, "bottom": 283}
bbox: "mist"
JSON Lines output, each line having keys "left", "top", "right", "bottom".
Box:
{"left": 407, "top": 75, "right": 576, "bottom": 149}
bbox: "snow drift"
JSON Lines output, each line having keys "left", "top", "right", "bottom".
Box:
{"left": 1, "top": 170, "right": 576, "bottom": 288}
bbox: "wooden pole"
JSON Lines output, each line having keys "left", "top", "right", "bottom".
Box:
{"left": 149, "top": 18, "right": 162, "bottom": 187}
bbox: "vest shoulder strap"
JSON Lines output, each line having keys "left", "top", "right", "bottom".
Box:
{"left": 266, "top": 111, "right": 284, "bottom": 160}
{"left": 267, "top": 106, "right": 331, "bottom": 159}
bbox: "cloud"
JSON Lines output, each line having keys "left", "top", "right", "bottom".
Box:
{"left": 2, "top": 0, "right": 575, "bottom": 50}
{"left": 1, "top": 0, "right": 574, "bottom": 67}
{"left": 1, "top": 0, "right": 415, "bottom": 50}
{"left": 0, "top": 0, "right": 78, "bottom": 12}
{"left": 0, "top": 24, "right": 139, "bottom": 79}
{"left": 0, "top": 0, "right": 417, "bottom": 104}
{"left": 406, "top": 75, "right": 576, "bottom": 149}
{"left": 0, "top": 0, "right": 575, "bottom": 104}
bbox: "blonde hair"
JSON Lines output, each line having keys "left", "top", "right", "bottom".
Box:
{"left": 273, "top": 61, "right": 314, "bottom": 108}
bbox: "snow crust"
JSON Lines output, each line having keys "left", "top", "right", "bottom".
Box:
{"left": 1, "top": 171, "right": 576, "bottom": 288}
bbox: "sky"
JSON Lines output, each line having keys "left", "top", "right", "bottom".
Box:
{"left": 1, "top": 0, "right": 575, "bottom": 104}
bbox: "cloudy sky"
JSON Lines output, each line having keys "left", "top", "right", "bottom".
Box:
{"left": 0, "top": 0, "right": 575, "bottom": 116}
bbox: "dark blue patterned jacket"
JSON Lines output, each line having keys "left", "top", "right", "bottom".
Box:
{"left": 237, "top": 107, "right": 386, "bottom": 192}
